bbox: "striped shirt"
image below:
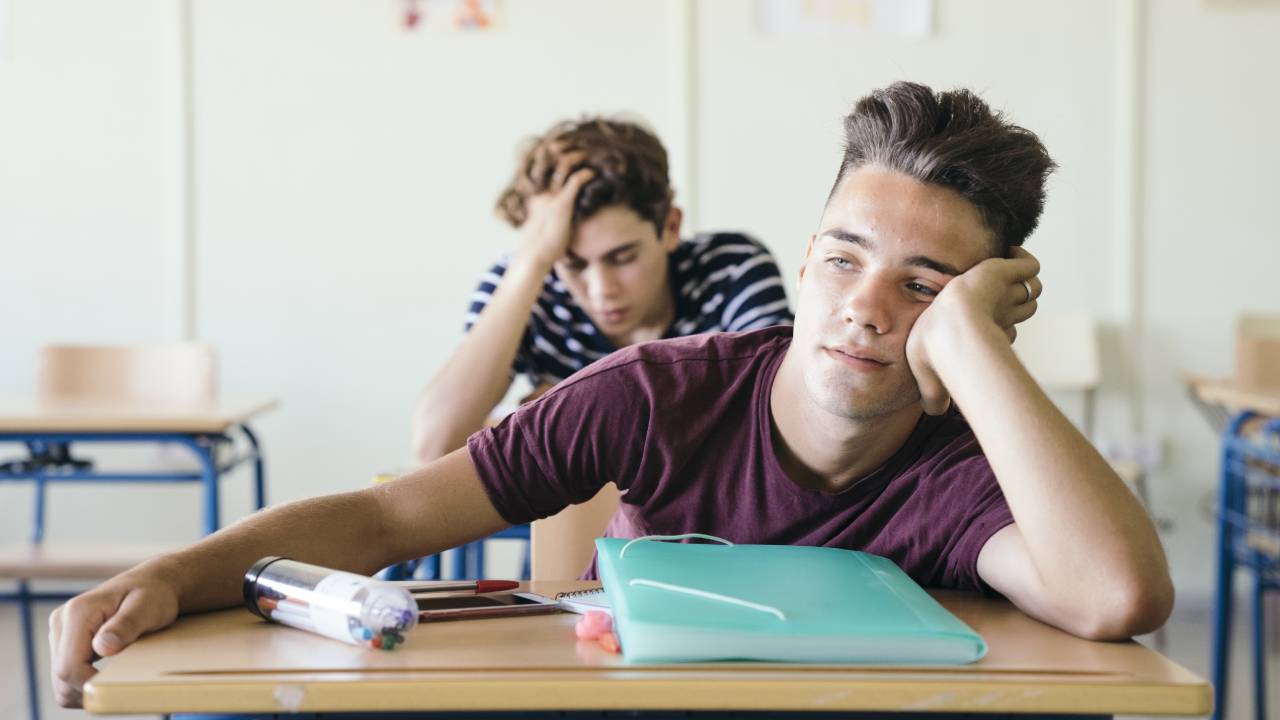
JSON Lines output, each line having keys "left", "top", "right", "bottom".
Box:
{"left": 465, "top": 232, "right": 794, "bottom": 386}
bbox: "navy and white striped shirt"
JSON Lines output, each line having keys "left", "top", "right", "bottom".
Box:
{"left": 465, "top": 232, "right": 794, "bottom": 386}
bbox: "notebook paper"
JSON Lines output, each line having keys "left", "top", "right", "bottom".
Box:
{"left": 555, "top": 587, "right": 612, "bottom": 615}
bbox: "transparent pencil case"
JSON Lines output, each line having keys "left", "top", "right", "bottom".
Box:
{"left": 243, "top": 556, "right": 417, "bottom": 650}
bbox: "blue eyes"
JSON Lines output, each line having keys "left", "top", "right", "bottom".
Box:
{"left": 824, "top": 256, "right": 937, "bottom": 298}
{"left": 907, "top": 282, "right": 938, "bottom": 297}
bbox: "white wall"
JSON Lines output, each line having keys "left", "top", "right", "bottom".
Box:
{"left": 1141, "top": 0, "right": 1280, "bottom": 592}
{"left": 1, "top": 2, "right": 1279, "bottom": 713}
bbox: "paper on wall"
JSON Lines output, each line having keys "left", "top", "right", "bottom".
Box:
{"left": 755, "top": 0, "right": 933, "bottom": 39}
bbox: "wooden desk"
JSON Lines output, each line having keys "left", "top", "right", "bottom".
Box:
{"left": 83, "top": 582, "right": 1211, "bottom": 717}
{"left": 0, "top": 397, "right": 279, "bottom": 433}
{"left": 1185, "top": 377, "right": 1278, "bottom": 720}
{"left": 0, "top": 398, "right": 278, "bottom": 720}
{"left": 0, "top": 397, "right": 278, "bottom": 534}
{"left": 1185, "top": 376, "right": 1280, "bottom": 431}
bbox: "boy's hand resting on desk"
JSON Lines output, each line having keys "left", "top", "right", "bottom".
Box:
{"left": 48, "top": 567, "right": 179, "bottom": 708}
{"left": 906, "top": 247, "right": 1042, "bottom": 415}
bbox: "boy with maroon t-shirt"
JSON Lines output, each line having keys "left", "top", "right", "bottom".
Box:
{"left": 49, "top": 82, "right": 1172, "bottom": 709}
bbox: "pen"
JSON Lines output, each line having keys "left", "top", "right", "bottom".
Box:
{"left": 391, "top": 579, "right": 520, "bottom": 594}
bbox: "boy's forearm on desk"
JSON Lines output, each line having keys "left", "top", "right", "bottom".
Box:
{"left": 932, "top": 318, "right": 1171, "bottom": 627}
{"left": 155, "top": 448, "right": 509, "bottom": 616}
{"left": 156, "top": 491, "right": 395, "bottom": 614}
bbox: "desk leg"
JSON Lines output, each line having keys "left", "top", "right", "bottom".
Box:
{"left": 189, "top": 439, "right": 220, "bottom": 536}
{"left": 1211, "top": 424, "right": 1242, "bottom": 720}
{"left": 240, "top": 424, "right": 267, "bottom": 510}
{"left": 18, "top": 580, "right": 41, "bottom": 720}
{"left": 1251, "top": 570, "right": 1267, "bottom": 720}
{"left": 33, "top": 473, "right": 48, "bottom": 543}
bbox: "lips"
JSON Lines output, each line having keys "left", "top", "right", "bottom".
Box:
{"left": 598, "top": 308, "right": 629, "bottom": 324}
{"left": 827, "top": 345, "right": 891, "bottom": 367}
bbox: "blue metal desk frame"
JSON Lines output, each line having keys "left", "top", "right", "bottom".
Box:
{"left": 1211, "top": 411, "right": 1280, "bottom": 720}
{"left": 0, "top": 425, "right": 267, "bottom": 720}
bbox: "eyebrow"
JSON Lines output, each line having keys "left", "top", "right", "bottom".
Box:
{"left": 564, "top": 241, "right": 642, "bottom": 264}
{"left": 820, "top": 229, "right": 961, "bottom": 277}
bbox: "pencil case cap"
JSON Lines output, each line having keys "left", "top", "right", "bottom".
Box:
{"left": 243, "top": 555, "right": 289, "bottom": 619}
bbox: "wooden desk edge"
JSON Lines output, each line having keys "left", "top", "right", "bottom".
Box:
{"left": 1185, "top": 377, "right": 1280, "bottom": 417}
{"left": 0, "top": 398, "right": 279, "bottom": 433}
{"left": 84, "top": 673, "right": 1213, "bottom": 716}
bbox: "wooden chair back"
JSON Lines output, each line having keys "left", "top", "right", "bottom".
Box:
{"left": 1238, "top": 313, "right": 1280, "bottom": 389}
{"left": 530, "top": 483, "right": 620, "bottom": 581}
{"left": 38, "top": 343, "right": 217, "bottom": 404}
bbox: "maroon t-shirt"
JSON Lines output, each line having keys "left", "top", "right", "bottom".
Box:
{"left": 468, "top": 326, "right": 1015, "bottom": 592}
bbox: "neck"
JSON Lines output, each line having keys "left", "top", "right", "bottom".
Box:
{"left": 769, "top": 350, "right": 924, "bottom": 493}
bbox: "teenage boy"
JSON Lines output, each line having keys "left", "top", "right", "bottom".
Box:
{"left": 50, "top": 82, "right": 1171, "bottom": 709}
{"left": 413, "top": 118, "right": 792, "bottom": 462}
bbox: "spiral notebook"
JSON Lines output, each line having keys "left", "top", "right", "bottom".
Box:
{"left": 595, "top": 534, "right": 987, "bottom": 665}
{"left": 554, "top": 587, "right": 612, "bottom": 615}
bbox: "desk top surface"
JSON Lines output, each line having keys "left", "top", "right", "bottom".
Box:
{"left": 1186, "top": 376, "right": 1280, "bottom": 417}
{"left": 0, "top": 397, "right": 278, "bottom": 433}
{"left": 84, "top": 581, "right": 1211, "bottom": 716}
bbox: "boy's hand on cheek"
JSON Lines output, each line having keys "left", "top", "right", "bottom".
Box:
{"left": 906, "top": 247, "right": 1042, "bottom": 415}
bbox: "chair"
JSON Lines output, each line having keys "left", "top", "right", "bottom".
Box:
{"left": 451, "top": 524, "right": 531, "bottom": 580}
{"left": 531, "top": 483, "right": 620, "bottom": 581}
{"left": 0, "top": 343, "right": 263, "bottom": 720}
{"left": 1237, "top": 313, "right": 1280, "bottom": 389}
{"left": 1213, "top": 413, "right": 1279, "bottom": 720}
{"left": 1211, "top": 313, "right": 1280, "bottom": 720}
{"left": 38, "top": 343, "right": 217, "bottom": 404}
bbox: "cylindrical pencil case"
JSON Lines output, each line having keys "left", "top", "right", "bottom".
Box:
{"left": 243, "top": 556, "right": 417, "bottom": 650}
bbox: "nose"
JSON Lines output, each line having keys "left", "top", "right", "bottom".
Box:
{"left": 584, "top": 265, "right": 621, "bottom": 304}
{"left": 841, "top": 271, "right": 894, "bottom": 335}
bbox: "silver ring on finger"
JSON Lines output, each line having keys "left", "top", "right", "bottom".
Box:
{"left": 1021, "top": 279, "right": 1034, "bottom": 304}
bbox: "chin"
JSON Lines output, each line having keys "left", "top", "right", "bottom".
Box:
{"left": 804, "top": 371, "right": 918, "bottom": 421}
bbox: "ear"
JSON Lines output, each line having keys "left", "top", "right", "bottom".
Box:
{"left": 660, "top": 206, "right": 683, "bottom": 252}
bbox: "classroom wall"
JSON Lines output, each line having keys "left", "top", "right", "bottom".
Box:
{"left": 1140, "top": 0, "right": 1280, "bottom": 597}
{"left": 1, "top": 0, "right": 1278, "bottom": 619}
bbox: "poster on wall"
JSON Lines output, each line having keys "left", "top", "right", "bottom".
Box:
{"left": 402, "top": 0, "right": 501, "bottom": 31}
{"left": 756, "top": 0, "right": 933, "bottom": 39}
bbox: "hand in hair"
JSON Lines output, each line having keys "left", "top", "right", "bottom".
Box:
{"left": 514, "top": 151, "right": 595, "bottom": 270}
{"left": 905, "top": 247, "right": 1042, "bottom": 415}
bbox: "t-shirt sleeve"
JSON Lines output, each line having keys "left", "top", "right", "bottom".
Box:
{"left": 466, "top": 358, "right": 655, "bottom": 525}
{"left": 938, "top": 454, "right": 1016, "bottom": 594}
{"left": 463, "top": 259, "right": 530, "bottom": 379}
{"left": 715, "top": 236, "right": 793, "bottom": 332}
{"left": 909, "top": 425, "right": 1015, "bottom": 593}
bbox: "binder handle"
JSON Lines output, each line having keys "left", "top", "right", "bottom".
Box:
{"left": 619, "top": 533, "right": 733, "bottom": 559}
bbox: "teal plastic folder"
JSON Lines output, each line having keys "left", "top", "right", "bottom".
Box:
{"left": 595, "top": 536, "right": 987, "bottom": 664}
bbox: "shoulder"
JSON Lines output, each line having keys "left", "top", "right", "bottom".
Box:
{"left": 553, "top": 326, "right": 793, "bottom": 395}
{"left": 675, "top": 232, "right": 780, "bottom": 270}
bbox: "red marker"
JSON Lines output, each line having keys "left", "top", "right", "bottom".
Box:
{"left": 392, "top": 579, "right": 520, "bottom": 594}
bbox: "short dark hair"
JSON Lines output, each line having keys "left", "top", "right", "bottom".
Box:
{"left": 496, "top": 117, "right": 672, "bottom": 236}
{"left": 831, "top": 82, "right": 1057, "bottom": 254}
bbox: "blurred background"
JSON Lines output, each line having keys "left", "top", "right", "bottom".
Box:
{"left": 1, "top": 0, "right": 1278, "bottom": 717}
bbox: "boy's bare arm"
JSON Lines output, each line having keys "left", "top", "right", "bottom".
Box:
{"left": 411, "top": 163, "right": 593, "bottom": 463}
{"left": 908, "top": 250, "right": 1172, "bottom": 640}
{"left": 49, "top": 447, "right": 506, "bottom": 708}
